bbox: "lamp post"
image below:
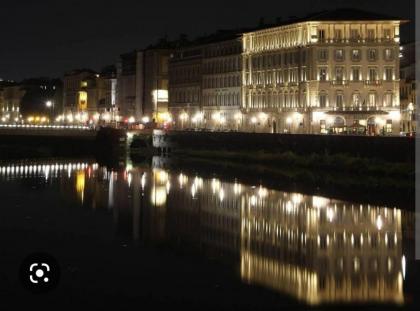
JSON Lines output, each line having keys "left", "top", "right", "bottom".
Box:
{"left": 46, "top": 100, "right": 54, "bottom": 123}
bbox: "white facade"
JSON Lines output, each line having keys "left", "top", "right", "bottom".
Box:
{"left": 168, "top": 12, "right": 406, "bottom": 135}
{"left": 241, "top": 20, "right": 403, "bottom": 135}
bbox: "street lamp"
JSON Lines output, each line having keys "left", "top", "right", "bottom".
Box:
{"left": 46, "top": 100, "right": 54, "bottom": 122}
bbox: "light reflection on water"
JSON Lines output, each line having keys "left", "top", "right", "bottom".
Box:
{"left": 0, "top": 158, "right": 411, "bottom": 306}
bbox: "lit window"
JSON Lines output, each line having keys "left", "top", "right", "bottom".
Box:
{"left": 335, "top": 49, "right": 344, "bottom": 61}
{"left": 384, "top": 48, "right": 394, "bottom": 61}
{"left": 352, "top": 49, "right": 361, "bottom": 61}
{"left": 385, "top": 67, "right": 393, "bottom": 81}
{"left": 369, "top": 68, "right": 378, "bottom": 81}
{"left": 318, "top": 29, "right": 325, "bottom": 42}
{"left": 352, "top": 67, "right": 360, "bottom": 81}
{"left": 367, "top": 29, "right": 375, "bottom": 41}
{"left": 350, "top": 29, "right": 359, "bottom": 41}
{"left": 336, "top": 93, "right": 344, "bottom": 108}
{"left": 318, "top": 49, "right": 328, "bottom": 61}
{"left": 319, "top": 68, "right": 327, "bottom": 81}
{"left": 352, "top": 93, "right": 361, "bottom": 106}
{"left": 368, "top": 49, "right": 377, "bottom": 61}
{"left": 334, "top": 29, "right": 343, "bottom": 41}
{"left": 384, "top": 93, "right": 393, "bottom": 106}
{"left": 319, "top": 93, "right": 327, "bottom": 107}
{"left": 368, "top": 93, "right": 377, "bottom": 106}
{"left": 335, "top": 67, "right": 344, "bottom": 81}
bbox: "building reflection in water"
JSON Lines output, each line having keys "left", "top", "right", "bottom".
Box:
{"left": 0, "top": 158, "right": 407, "bottom": 306}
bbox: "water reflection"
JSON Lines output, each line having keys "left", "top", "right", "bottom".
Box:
{"left": 0, "top": 158, "right": 409, "bottom": 306}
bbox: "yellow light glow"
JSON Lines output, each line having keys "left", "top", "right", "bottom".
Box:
{"left": 152, "top": 89, "right": 169, "bottom": 102}
{"left": 151, "top": 186, "right": 167, "bottom": 206}
{"left": 78, "top": 91, "right": 88, "bottom": 110}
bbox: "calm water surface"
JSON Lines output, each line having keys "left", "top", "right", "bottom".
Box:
{"left": 0, "top": 157, "right": 418, "bottom": 309}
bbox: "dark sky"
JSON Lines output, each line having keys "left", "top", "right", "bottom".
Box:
{"left": 0, "top": 0, "right": 415, "bottom": 81}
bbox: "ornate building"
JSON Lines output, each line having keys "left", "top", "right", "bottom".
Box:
{"left": 0, "top": 81, "right": 24, "bottom": 123}
{"left": 168, "top": 9, "right": 407, "bottom": 135}
{"left": 169, "top": 31, "right": 243, "bottom": 130}
{"left": 242, "top": 9, "right": 405, "bottom": 134}
{"left": 399, "top": 41, "right": 417, "bottom": 133}
{"left": 168, "top": 44, "right": 203, "bottom": 129}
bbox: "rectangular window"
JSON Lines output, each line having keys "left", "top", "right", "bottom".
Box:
{"left": 386, "top": 120, "right": 392, "bottom": 133}
{"left": 368, "top": 93, "right": 376, "bottom": 106}
{"left": 384, "top": 29, "right": 391, "bottom": 39}
{"left": 318, "top": 49, "right": 328, "bottom": 61}
{"left": 318, "top": 29, "right": 325, "bottom": 41}
{"left": 335, "top": 67, "right": 344, "bottom": 81}
{"left": 352, "top": 49, "right": 361, "bottom": 61}
{"left": 352, "top": 67, "right": 360, "bottom": 81}
{"left": 350, "top": 29, "right": 359, "bottom": 40}
{"left": 384, "top": 93, "right": 393, "bottom": 106}
{"left": 334, "top": 29, "right": 343, "bottom": 41}
{"left": 384, "top": 48, "right": 394, "bottom": 61}
{"left": 353, "top": 93, "right": 360, "bottom": 106}
{"left": 367, "top": 29, "right": 375, "bottom": 41}
{"left": 385, "top": 67, "right": 393, "bottom": 81}
{"left": 369, "top": 68, "right": 378, "bottom": 81}
{"left": 335, "top": 49, "right": 344, "bottom": 61}
{"left": 336, "top": 93, "right": 344, "bottom": 108}
{"left": 368, "top": 49, "right": 377, "bottom": 61}
{"left": 319, "top": 94, "right": 327, "bottom": 107}
{"left": 319, "top": 68, "right": 327, "bottom": 81}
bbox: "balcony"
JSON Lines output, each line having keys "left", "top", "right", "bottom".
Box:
{"left": 328, "top": 105, "right": 388, "bottom": 114}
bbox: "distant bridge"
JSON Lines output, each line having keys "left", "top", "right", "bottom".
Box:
{"left": 0, "top": 124, "right": 95, "bottom": 138}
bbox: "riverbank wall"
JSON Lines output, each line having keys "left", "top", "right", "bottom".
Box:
{"left": 0, "top": 127, "right": 126, "bottom": 158}
{"left": 155, "top": 131, "right": 414, "bottom": 163}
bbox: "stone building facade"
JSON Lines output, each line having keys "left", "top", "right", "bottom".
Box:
{"left": 167, "top": 9, "right": 406, "bottom": 135}
{"left": 242, "top": 10, "right": 404, "bottom": 135}
{"left": 168, "top": 45, "right": 203, "bottom": 128}
{"left": 0, "top": 81, "right": 24, "bottom": 123}
{"left": 116, "top": 43, "right": 172, "bottom": 124}
{"left": 399, "top": 41, "right": 417, "bottom": 133}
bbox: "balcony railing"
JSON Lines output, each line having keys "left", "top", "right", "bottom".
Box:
{"left": 329, "top": 105, "right": 387, "bottom": 112}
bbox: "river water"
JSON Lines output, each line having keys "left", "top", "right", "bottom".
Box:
{"left": 0, "top": 156, "right": 418, "bottom": 309}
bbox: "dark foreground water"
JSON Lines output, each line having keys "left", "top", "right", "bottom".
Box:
{"left": 0, "top": 157, "right": 418, "bottom": 310}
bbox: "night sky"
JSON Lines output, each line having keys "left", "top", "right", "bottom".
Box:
{"left": 0, "top": 0, "right": 415, "bottom": 81}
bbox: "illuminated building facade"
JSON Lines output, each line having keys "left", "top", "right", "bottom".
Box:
{"left": 0, "top": 81, "right": 24, "bottom": 123}
{"left": 168, "top": 44, "right": 203, "bottom": 128}
{"left": 168, "top": 9, "right": 406, "bottom": 135}
{"left": 63, "top": 69, "right": 96, "bottom": 114}
{"left": 202, "top": 37, "right": 243, "bottom": 130}
{"left": 116, "top": 51, "right": 143, "bottom": 120}
{"left": 63, "top": 68, "right": 117, "bottom": 123}
{"left": 169, "top": 31, "right": 243, "bottom": 129}
{"left": 242, "top": 9, "right": 405, "bottom": 134}
{"left": 399, "top": 41, "right": 417, "bottom": 133}
{"left": 117, "top": 41, "right": 172, "bottom": 124}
